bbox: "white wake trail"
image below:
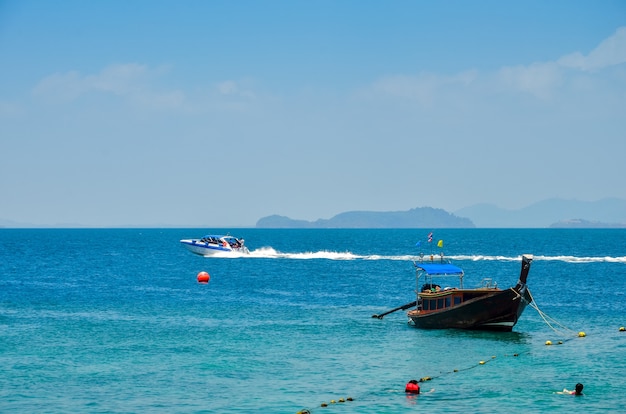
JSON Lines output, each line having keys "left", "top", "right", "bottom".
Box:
{"left": 214, "top": 248, "right": 626, "bottom": 264}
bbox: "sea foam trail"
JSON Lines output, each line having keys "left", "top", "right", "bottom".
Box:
{"left": 210, "top": 249, "right": 626, "bottom": 264}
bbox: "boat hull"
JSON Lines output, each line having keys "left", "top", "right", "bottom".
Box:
{"left": 407, "top": 285, "right": 532, "bottom": 332}
{"left": 180, "top": 239, "right": 248, "bottom": 256}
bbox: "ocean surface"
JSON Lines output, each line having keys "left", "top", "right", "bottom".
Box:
{"left": 1, "top": 228, "right": 625, "bottom": 413}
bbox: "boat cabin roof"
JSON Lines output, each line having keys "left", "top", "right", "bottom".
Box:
{"left": 415, "top": 261, "right": 465, "bottom": 290}
{"left": 415, "top": 263, "right": 464, "bottom": 276}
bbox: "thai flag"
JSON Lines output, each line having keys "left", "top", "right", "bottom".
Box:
{"left": 428, "top": 232, "right": 433, "bottom": 242}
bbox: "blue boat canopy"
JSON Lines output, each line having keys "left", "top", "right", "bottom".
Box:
{"left": 416, "top": 263, "right": 464, "bottom": 276}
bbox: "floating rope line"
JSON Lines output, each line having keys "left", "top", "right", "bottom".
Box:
{"left": 296, "top": 397, "right": 355, "bottom": 414}
{"left": 294, "top": 355, "right": 501, "bottom": 413}
{"left": 416, "top": 354, "right": 498, "bottom": 383}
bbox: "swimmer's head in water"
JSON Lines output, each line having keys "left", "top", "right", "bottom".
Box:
{"left": 574, "top": 383, "right": 583, "bottom": 395}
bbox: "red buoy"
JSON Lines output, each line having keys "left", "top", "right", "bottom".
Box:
{"left": 197, "top": 271, "right": 210, "bottom": 283}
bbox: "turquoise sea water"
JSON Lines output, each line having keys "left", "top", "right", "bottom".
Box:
{"left": 1, "top": 228, "right": 625, "bottom": 413}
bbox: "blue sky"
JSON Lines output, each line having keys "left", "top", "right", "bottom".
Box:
{"left": 1, "top": 1, "right": 625, "bottom": 227}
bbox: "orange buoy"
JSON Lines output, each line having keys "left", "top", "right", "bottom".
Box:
{"left": 197, "top": 271, "right": 210, "bottom": 283}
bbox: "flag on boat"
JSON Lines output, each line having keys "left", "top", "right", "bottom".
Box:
{"left": 437, "top": 240, "right": 443, "bottom": 248}
{"left": 428, "top": 232, "right": 433, "bottom": 243}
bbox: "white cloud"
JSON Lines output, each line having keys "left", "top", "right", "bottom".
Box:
{"left": 216, "top": 79, "right": 256, "bottom": 99}
{"left": 496, "top": 62, "right": 563, "bottom": 99}
{"left": 368, "top": 70, "right": 478, "bottom": 105}
{"left": 559, "top": 27, "right": 626, "bottom": 71}
{"left": 367, "top": 27, "right": 626, "bottom": 102}
{"left": 217, "top": 80, "right": 238, "bottom": 95}
{"left": 494, "top": 26, "right": 626, "bottom": 98}
{"left": 87, "top": 63, "right": 148, "bottom": 95}
{"left": 32, "top": 70, "right": 86, "bottom": 101}
{"left": 32, "top": 63, "right": 185, "bottom": 109}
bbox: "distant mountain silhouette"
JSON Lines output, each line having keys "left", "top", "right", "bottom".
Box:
{"left": 256, "top": 198, "right": 626, "bottom": 229}
{"left": 455, "top": 198, "right": 626, "bottom": 228}
{"left": 256, "top": 207, "right": 475, "bottom": 228}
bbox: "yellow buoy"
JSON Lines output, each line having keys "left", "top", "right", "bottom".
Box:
{"left": 330, "top": 400, "right": 336, "bottom": 404}
{"left": 578, "top": 332, "right": 586, "bottom": 337}
{"left": 479, "top": 360, "right": 485, "bottom": 365}
{"left": 320, "top": 402, "right": 328, "bottom": 407}
{"left": 619, "top": 326, "right": 625, "bottom": 332}
{"left": 545, "top": 340, "right": 552, "bottom": 345}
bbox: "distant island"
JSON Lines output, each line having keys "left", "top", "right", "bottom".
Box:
{"left": 256, "top": 207, "right": 474, "bottom": 228}
{"left": 256, "top": 198, "right": 626, "bottom": 229}
{"left": 549, "top": 219, "right": 626, "bottom": 229}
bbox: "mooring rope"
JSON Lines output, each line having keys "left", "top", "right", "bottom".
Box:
{"left": 527, "top": 289, "right": 578, "bottom": 337}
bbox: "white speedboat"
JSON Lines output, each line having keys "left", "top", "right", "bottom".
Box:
{"left": 180, "top": 234, "right": 249, "bottom": 256}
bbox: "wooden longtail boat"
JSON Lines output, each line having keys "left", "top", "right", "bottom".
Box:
{"left": 406, "top": 255, "right": 533, "bottom": 331}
